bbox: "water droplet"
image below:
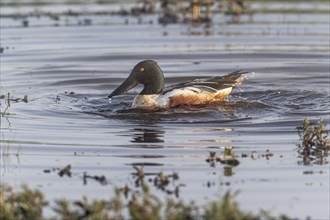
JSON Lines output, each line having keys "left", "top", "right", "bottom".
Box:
{"left": 244, "top": 72, "right": 255, "bottom": 80}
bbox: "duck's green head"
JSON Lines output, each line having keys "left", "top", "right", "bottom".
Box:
{"left": 108, "top": 60, "right": 165, "bottom": 98}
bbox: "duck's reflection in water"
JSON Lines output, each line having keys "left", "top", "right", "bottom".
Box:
{"left": 122, "top": 126, "right": 166, "bottom": 166}
{"left": 131, "top": 128, "right": 165, "bottom": 143}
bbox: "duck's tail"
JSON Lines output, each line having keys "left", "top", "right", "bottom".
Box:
{"left": 205, "top": 70, "right": 249, "bottom": 91}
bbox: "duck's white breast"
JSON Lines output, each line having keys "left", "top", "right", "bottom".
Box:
{"left": 132, "top": 94, "right": 166, "bottom": 110}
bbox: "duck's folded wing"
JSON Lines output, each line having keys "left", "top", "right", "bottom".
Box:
{"left": 164, "top": 70, "right": 248, "bottom": 93}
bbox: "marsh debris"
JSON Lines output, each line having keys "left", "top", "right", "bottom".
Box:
{"left": 219, "top": 158, "right": 240, "bottom": 167}
{"left": 261, "top": 149, "right": 274, "bottom": 159}
{"left": 206, "top": 150, "right": 218, "bottom": 167}
{"left": 118, "top": 185, "right": 131, "bottom": 199}
{"left": 129, "top": 0, "right": 156, "bottom": 16}
{"left": 64, "top": 91, "right": 75, "bottom": 95}
{"left": 58, "top": 164, "right": 72, "bottom": 177}
{"left": 43, "top": 169, "right": 51, "bottom": 173}
{"left": 23, "top": 95, "right": 28, "bottom": 103}
{"left": 153, "top": 171, "right": 181, "bottom": 197}
{"left": 22, "top": 19, "right": 29, "bottom": 27}
{"left": 132, "top": 165, "right": 145, "bottom": 187}
{"left": 302, "top": 170, "right": 325, "bottom": 175}
{"left": 83, "top": 172, "right": 108, "bottom": 186}
{"left": 223, "top": 166, "right": 235, "bottom": 176}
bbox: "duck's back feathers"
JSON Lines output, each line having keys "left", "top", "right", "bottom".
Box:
{"left": 150, "top": 70, "right": 249, "bottom": 109}
{"left": 164, "top": 70, "right": 248, "bottom": 94}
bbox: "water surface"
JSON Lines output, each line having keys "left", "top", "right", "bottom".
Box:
{"left": 1, "top": 1, "right": 329, "bottom": 219}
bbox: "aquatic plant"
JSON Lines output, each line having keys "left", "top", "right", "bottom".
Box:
{"left": 53, "top": 195, "right": 123, "bottom": 220}
{"left": 205, "top": 191, "right": 252, "bottom": 220}
{"left": 296, "top": 117, "right": 329, "bottom": 165}
{"left": 0, "top": 93, "right": 11, "bottom": 117}
{"left": 0, "top": 93, "right": 29, "bottom": 117}
{"left": 223, "top": 146, "right": 237, "bottom": 158}
{"left": 206, "top": 147, "right": 240, "bottom": 173}
{"left": 206, "top": 151, "right": 218, "bottom": 167}
{"left": 220, "top": 146, "right": 240, "bottom": 167}
{"left": 128, "top": 185, "right": 162, "bottom": 220}
{"left": 0, "top": 184, "right": 48, "bottom": 220}
{"left": 1, "top": 182, "right": 291, "bottom": 220}
{"left": 0, "top": 165, "right": 294, "bottom": 220}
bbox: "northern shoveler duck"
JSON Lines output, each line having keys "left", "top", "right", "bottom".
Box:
{"left": 108, "top": 60, "right": 248, "bottom": 110}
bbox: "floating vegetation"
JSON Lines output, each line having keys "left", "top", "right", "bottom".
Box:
{"left": 205, "top": 147, "right": 240, "bottom": 177}
{"left": 296, "top": 117, "right": 330, "bottom": 165}
{"left": 206, "top": 147, "right": 276, "bottom": 177}
{"left": 219, "top": 146, "right": 240, "bottom": 166}
{"left": 206, "top": 146, "right": 240, "bottom": 168}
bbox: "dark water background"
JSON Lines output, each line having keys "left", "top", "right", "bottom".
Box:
{"left": 1, "top": 1, "right": 329, "bottom": 219}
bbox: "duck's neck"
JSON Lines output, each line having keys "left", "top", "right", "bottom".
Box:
{"left": 140, "top": 78, "right": 165, "bottom": 95}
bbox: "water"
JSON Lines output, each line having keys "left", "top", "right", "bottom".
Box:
{"left": 1, "top": 1, "right": 330, "bottom": 219}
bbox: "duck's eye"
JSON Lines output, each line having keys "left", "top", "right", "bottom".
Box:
{"left": 140, "top": 67, "right": 144, "bottom": 72}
